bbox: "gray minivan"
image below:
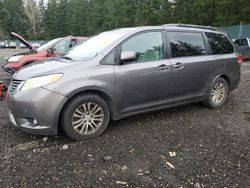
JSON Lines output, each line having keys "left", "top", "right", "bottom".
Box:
{"left": 7, "top": 24, "right": 241, "bottom": 140}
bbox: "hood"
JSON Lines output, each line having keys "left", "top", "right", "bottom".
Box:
{"left": 13, "top": 54, "right": 104, "bottom": 81}
{"left": 11, "top": 32, "right": 37, "bottom": 53}
{"left": 13, "top": 58, "right": 80, "bottom": 80}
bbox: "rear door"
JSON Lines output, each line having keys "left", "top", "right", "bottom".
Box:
{"left": 114, "top": 31, "right": 172, "bottom": 115}
{"left": 166, "top": 31, "right": 216, "bottom": 101}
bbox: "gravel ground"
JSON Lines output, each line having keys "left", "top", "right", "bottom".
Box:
{"left": 0, "top": 49, "right": 249, "bottom": 187}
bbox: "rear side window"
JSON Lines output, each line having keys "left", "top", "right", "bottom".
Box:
{"left": 168, "top": 32, "right": 206, "bottom": 58}
{"left": 205, "top": 32, "right": 234, "bottom": 54}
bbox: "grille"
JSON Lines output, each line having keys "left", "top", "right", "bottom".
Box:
{"left": 9, "top": 80, "right": 23, "bottom": 93}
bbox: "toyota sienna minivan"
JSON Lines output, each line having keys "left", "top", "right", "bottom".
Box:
{"left": 7, "top": 24, "right": 241, "bottom": 140}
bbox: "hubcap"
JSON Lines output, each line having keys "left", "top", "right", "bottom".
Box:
{"left": 72, "top": 102, "right": 104, "bottom": 135}
{"left": 211, "top": 82, "right": 225, "bottom": 104}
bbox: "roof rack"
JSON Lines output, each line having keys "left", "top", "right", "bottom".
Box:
{"left": 163, "top": 23, "right": 218, "bottom": 31}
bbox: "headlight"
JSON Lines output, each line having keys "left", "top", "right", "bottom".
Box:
{"left": 8, "top": 55, "right": 23, "bottom": 62}
{"left": 20, "top": 74, "right": 63, "bottom": 91}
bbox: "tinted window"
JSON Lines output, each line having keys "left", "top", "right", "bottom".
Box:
{"left": 234, "top": 39, "right": 241, "bottom": 47}
{"left": 205, "top": 32, "right": 234, "bottom": 54}
{"left": 121, "top": 32, "right": 164, "bottom": 63}
{"left": 169, "top": 32, "right": 206, "bottom": 58}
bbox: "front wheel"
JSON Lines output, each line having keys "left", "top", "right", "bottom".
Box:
{"left": 61, "top": 94, "right": 110, "bottom": 140}
{"left": 203, "top": 77, "right": 229, "bottom": 108}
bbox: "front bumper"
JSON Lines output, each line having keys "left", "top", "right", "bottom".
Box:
{"left": 7, "top": 87, "right": 68, "bottom": 135}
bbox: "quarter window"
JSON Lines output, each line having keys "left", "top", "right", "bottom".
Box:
{"left": 121, "top": 32, "right": 164, "bottom": 63}
{"left": 169, "top": 32, "right": 206, "bottom": 58}
{"left": 205, "top": 32, "right": 234, "bottom": 54}
{"left": 103, "top": 50, "right": 116, "bottom": 65}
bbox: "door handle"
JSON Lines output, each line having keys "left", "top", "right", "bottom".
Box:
{"left": 158, "top": 64, "right": 169, "bottom": 71}
{"left": 173, "top": 62, "right": 184, "bottom": 69}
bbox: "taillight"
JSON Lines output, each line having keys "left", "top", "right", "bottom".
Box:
{"left": 236, "top": 54, "right": 244, "bottom": 63}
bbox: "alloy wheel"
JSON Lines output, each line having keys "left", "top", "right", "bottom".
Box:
{"left": 72, "top": 102, "right": 104, "bottom": 135}
{"left": 211, "top": 82, "right": 226, "bottom": 104}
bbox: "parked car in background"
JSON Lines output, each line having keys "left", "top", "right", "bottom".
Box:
{"left": 7, "top": 24, "right": 241, "bottom": 140}
{"left": 8, "top": 41, "right": 17, "bottom": 48}
{"left": 2, "top": 32, "right": 88, "bottom": 74}
{"left": 31, "top": 42, "right": 42, "bottom": 48}
{"left": 233, "top": 37, "right": 250, "bottom": 60}
{"left": 0, "top": 41, "right": 6, "bottom": 48}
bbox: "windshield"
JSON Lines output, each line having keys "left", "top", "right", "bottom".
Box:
{"left": 62, "top": 29, "right": 133, "bottom": 61}
{"left": 37, "top": 38, "right": 62, "bottom": 52}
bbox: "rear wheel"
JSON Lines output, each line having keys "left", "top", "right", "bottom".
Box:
{"left": 203, "top": 77, "right": 228, "bottom": 108}
{"left": 61, "top": 94, "right": 110, "bottom": 140}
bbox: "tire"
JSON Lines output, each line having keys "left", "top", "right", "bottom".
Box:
{"left": 203, "top": 77, "right": 229, "bottom": 108}
{"left": 61, "top": 94, "right": 110, "bottom": 140}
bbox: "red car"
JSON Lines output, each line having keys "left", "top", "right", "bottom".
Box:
{"left": 2, "top": 32, "right": 87, "bottom": 74}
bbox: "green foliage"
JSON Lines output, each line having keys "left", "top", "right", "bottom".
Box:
{"left": 1, "top": 0, "right": 250, "bottom": 39}
{"left": 0, "top": 0, "right": 28, "bottom": 39}
{"left": 24, "top": 0, "right": 40, "bottom": 39}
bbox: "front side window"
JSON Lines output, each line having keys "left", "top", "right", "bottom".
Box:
{"left": 121, "top": 32, "right": 164, "bottom": 63}
{"left": 205, "top": 32, "right": 234, "bottom": 54}
{"left": 169, "top": 32, "right": 206, "bottom": 58}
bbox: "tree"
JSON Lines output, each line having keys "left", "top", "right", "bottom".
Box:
{"left": 2, "top": 0, "right": 250, "bottom": 40}
{"left": 135, "top": 0, "right": 173, "bottom": 25}
{"left": 24, "top": 0, "right": 40, "bottom": 39}
{"left": 0, "top": 0, "right": 28, "bottom": 38}
{"left": 214, "top": 0, "right": 250, "bottom": 26}
{"left": 37, "top": 0, "right": 46, "bottom": 39}
{"left": 67, "top": 0, "right": 90, "bottom": 36}
{"left": 43, "top": 0, "right": 59, "bottom": 38}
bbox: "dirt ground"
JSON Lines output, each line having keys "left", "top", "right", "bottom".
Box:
{"left": 0, "top": 49, "right": 249, "bottom": 187}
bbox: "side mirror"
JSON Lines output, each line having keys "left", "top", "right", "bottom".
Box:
{"left": 120, "top": 51, "right": 136, "bottom": 62}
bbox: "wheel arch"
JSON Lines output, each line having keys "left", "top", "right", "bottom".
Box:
{"left": 220, "top": 74, "right": 231, "bottom": 90}
{"left": 58, "top": 89, "right": 118, "bottom": 133}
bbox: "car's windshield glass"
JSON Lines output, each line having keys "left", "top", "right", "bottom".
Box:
{"left": 37, "top": 38, "right": 61, "bottom": 52}
{"left": 62, "top": 29, "right": 134, "bottom": 61}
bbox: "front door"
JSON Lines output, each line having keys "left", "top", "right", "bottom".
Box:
{"left": 114, "top": 31, "right": 172, "bottom": 115}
